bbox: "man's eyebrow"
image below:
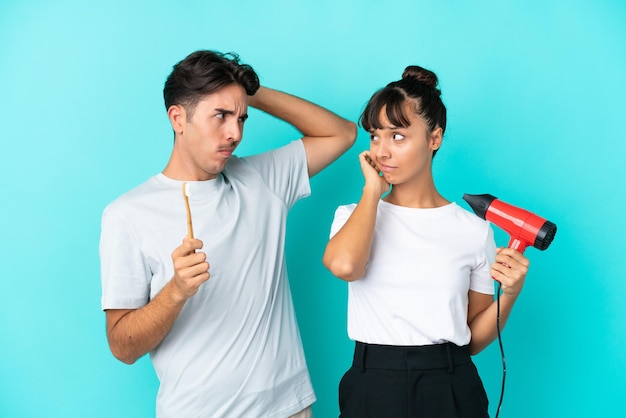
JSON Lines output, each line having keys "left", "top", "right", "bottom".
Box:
{"left": 214, "top": 108, "right": 248, "bottom": 120}
{"left": 214, "top": 108, "right": 235, "bottom": 115}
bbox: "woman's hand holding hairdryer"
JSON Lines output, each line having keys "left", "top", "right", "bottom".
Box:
{"left": 491, "top": 248, "right": 530, "bottom": 296}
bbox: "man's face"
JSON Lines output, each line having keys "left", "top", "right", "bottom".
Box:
{"left": 176, "top": 83, "right": 249, "bottom": 180}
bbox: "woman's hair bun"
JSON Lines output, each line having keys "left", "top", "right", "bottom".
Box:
{"left": 402, "top": 65, "right": 438, "bottom": 90}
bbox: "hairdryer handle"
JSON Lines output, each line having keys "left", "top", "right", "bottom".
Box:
{"left": 508, "top": 238, "right": 529, "bottom": 254}
{"left": 492, "top": 238, "right": 528, "bottom": 282}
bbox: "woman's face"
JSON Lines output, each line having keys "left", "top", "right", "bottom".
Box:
{"left": 368, "top": 101, "right": 442, "bottom": 186}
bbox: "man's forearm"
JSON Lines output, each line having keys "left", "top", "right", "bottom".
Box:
{"left": 107, "top": 280, "right": 187, "bottom": 364}
{"left": 248, "top": 87, "right": 349, "bottom": 136}
{"left": 249, "top": 86, "right": 356, "bottom": 177}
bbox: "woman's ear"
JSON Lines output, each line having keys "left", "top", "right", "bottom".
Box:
{"left": 429, "top": 127, "right": 443, "bottom": 150}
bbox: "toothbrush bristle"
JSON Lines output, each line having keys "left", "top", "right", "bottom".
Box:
{"left": 184, "top": 183, "right": 191, "bottom": 196}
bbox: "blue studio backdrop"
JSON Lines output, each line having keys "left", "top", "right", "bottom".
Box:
{"left": 1, "top": 1, "right": 625, "bottom": 417}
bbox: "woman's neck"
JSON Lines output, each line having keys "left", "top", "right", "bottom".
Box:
{"left": 383, "top": 178, "right": 449, "bottom": 208}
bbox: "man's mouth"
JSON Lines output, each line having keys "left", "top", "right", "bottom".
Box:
{"left": 218, "top": 149, "right": 233, "bottom": 157}
{"left": 218, "top": 143, "right": 237, "bottom": 157}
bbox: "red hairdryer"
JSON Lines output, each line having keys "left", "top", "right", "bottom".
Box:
{"left": 463, "top": 193, "right": 557, "bottom": 253}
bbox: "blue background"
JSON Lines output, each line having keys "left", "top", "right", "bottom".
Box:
{"left": 1, "top": 0, "right": 625, "bottom": 417}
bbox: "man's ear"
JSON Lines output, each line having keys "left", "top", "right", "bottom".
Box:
{"left": 429, "top": 127, "right": 443, "bottom": 150}
{"left": 167, "top": 105, "right": 186, "bottom": 135}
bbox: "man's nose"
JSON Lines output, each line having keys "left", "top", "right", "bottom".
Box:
{"left": 226, "top": 121, "right": 243, "bottom": 143}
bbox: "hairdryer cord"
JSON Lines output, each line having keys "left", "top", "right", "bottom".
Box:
{"left": 495, "top": 282, "right": 506, "bottom": 418}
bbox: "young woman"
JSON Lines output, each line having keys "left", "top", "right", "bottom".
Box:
{"left": 323, "top": 66, "right": 530, "bottom": 418}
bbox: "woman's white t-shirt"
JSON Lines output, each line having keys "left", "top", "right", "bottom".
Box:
{"left": 330, "top": 201, "right": 496, "bottom": 346}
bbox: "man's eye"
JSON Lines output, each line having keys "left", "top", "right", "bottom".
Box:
{"left": 216, "top": 113, "right": 224, "bottom": 119}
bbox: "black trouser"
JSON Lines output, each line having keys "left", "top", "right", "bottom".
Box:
{"left": 338, "top": 342, "right": 489, "bottom": 418}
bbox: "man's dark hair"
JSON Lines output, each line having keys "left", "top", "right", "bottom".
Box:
{"left": 163, "top": 50, "right": 260, "bottom": 119}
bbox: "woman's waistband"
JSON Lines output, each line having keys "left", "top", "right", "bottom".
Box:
{"left": 352, "top": 341, "right": 471, "bottom": 373}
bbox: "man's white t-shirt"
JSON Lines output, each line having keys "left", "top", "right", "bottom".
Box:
{"left": 100, "top": 140, "right": 315, "bottom": 417}
{"left": 329, "top": 200, "right": 496, "bottom": 347}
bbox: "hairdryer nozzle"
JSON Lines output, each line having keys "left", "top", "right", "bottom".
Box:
{"left": 534, "top": 220, "right": 557, "bottom": 250}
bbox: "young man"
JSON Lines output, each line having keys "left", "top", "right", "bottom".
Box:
{"left": 100, "top": 50, "right": 356, "bottom": 418}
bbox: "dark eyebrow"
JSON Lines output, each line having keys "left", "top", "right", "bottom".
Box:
{"left": 214, "top": 108, "right": 235, "bottom": 115}
{"left": 215, "top": 108, "right": 248, "bottom": 121}
{"left": 369, "top": 125, "right": 399, "bottom": 133}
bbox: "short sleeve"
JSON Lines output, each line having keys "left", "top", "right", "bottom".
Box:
{"left": 329, "top": 204, "right": 357, "bottom": 238}
{"left": 99, "top": 206, "right": 152, "bottom": 310}
{"left": 242, "top": 140, "right": 311, "bottom": 209}
{"left": 469, "top": 225, "right": 497, "bottom": 295}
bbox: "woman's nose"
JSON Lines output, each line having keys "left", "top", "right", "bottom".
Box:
{"left": 375, "top": 139, "right": 390, "bottom": 158}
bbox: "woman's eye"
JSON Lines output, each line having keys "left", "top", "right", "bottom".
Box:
{"left": 393, "top": 133, "right": 405, "bottom": 141}
{"left": 370, "top": 135, "right": 379, "bottom": 141}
